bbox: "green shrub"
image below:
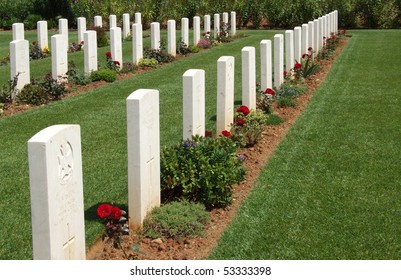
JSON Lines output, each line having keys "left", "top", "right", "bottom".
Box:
{"left": 67, "top": 61, "right": 92, "bottom": 85}
{"left": 23, "top": 14, "right": 42, "bottom": 30}
{"left": 90, "top": 69, "right": 117, "bottom": 83}
{"left": 142, "top": 200, "right": 209, "bottom": 239}
{"left": 88, "top": 26, "right": 109, "bottom": 48}
{"left": 17, "top": 83, "right": 48, "bottom": 105}
{"left": 189, "top": 45, "right": 200, "bottom": 53}
{"left": 143, "top": 40, "right": 174, "bottom": 64}
{"left": 138, "top": 58, "right": 158, "bottom": 68}
{"left": 230, "top": 106, "right": 269, "bottom": 148}
{"left": 120, "top": 62, "right": 137, "bottom": 74}
{"left": 276, "top": 96, "right": 297, "bottom": 108}
{"left": 267, "top": 114, "right": 285, "bottom": 126}
{"left": 40, "top": 74, "right": 67, "bottom": 100}
{"left": 161, "top": 135, "right": 246, "bottom": 209}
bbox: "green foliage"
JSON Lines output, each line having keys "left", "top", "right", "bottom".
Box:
{"left": 23, "top": 14, "right": 42, "bottom": 30}
{"left": 90, "top": 69, "right": 117, "bottom": 83}
{"left": 17, "top": 83, "right": 48, "bottom": 105}
{"left": 16, "top": 74, "right": 67, "bottom": 105}
{"left": 138, "top": 58, "right": 158, "bottom": 68}
{"left": 120, "top": 62, "right": 137, "bottom": 74}
{"left": 89, "top": 26, "right": 109, "bottom": 48}
{"left": 143, "top": 40, "right": 174, "bottom": 64}
{"left": 276, "top": 82, "right": 307, "bottom": 99}
{"left": 176, "top": 41, "right": 192, "bottom": 56}
{"left": 276, "top": 96, "right": 297, "bottom": 108}
{"left": 0, "top": 75, "right": 18, "bottom": 105}
{"left": 0, "top": 53, "right": 10, "bottom": 66}
{"left": 67, "top": 61, "right": 92, "bottom": 85}
{"left": 160, "top": 135, "right": 246, "bottom": 209}
{"left": 230, "top": 107, "right": 269, "bottom": 148}
{"left": 266, "top": 114, "right": 285, "bottom": 126}
{"left": 142, "top": 200, "right": 209, "bottom": 239}
{"left": 189, "top": 45, "right": 200, "bottom": 53}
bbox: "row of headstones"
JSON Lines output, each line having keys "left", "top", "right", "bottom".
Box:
{"left": 9, "top": 12, "right": 237, "bottom": 100}
{"left": 27, "top": 10, "right": 338, "bottom": 260}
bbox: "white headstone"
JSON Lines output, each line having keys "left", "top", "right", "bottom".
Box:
{"left": 12, "top": 23, "right": 24, "bottom": 41}
{"left": 181, "top": 18, "right": 189, "bottom": 46}
{"left": 132, "top": 23, "right": 143, "bottom": 65}
{"left": 51, "top": 34, "right": 68, "bottom": 82}
{"left": 135, "top": 12, "right": 142, "bottom": 24}
{"left": 167, "top": 20, "right": 176, "bottom": 57}
{"left": 230, "top": 11, "right": 236, "bottom": 36}
{"left": 109, "top": 14, "right": 117, "bottom": 29}
{"left": 274, "top": 34, "right": 284, "bottom": 88}
{"left": 37, "top": 21, "right": 49, "bottom": 51}
{"left": 122, "top": 13, "right": 130, "bottom": 39}
{"left": 314, "top": 19, "right": 319, "bottom": 53}
{"left": 28, "top": 125, "right": 86, "bottom": 260}
{"left": 77, "top": 17, "right": 86, "bottom": 44}
{"left": 323, "top": 15, "right": 328, "bottom": 38}
{"left": 127, "top": 89, "right": 160, "bottom": 229}
{"left": 110, "top": 27, "right": 123, "bottom": 69}
{"left": 84, "top": 31, "right": 98, "bottom": 74}
{"left": 183, "top": 69, "right": 205, "bottom": 139}
{"left": 214, "top": 13, "right": 220, "bottom": 39}
{"left": 285, "top": 30, "right": 294, "bottom": 72}
{"left": 193, "top": 16, "right": 201, "bottom": 46}
{"left": 58, "top": 18, "right": 68, "bottom": 51}
{"left": 223, "top": 12, "right": 229, "bottom": 24}
{"left": 335, "top": 10, "right": 338, "bottom": 33}
{"left": 217, "top": 56, "right": 235, "bottom": 134}
{"left": 260, "top": 40, "right": 272, "bottom": 91}
{"left": 10, "top": 39, "right": 30, "bottom": 98}
{"left": 294, "top": 27, "right": 302, "bottom": 63}
{"left": 318, "top": 17, "right": 324, "bottom": 50}
{"left": 94, "top": 16, "right": 102, "bottom": 27}
{"left": 241, "top": 46, "right": 256, "bottom": 110}
{"left": 308, "top": 21, "right": 315, "bottom": 52}
{"left": 204, "top": 15, "right": 211, "bottom": 33}
{"left": 301, "top": 24, "right": 309, "bottom": 55}
{"left": 151, "top": 22, "right": 160, "bottom": 50}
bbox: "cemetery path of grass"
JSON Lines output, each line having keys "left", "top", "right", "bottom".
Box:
{"left": 209, "top": 30, "right": 401, "bottom": 260}
{"left": 0, "top": 30, "right": 279, "bottom": 260}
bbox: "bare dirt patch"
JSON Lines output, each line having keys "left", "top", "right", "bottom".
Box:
{"left": 86, "top": 38, "right": 350, "bottom": 260}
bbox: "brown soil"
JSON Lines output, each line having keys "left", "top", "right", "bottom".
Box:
{"left": 86, "top": 38, "right": 350, "bottom": 260}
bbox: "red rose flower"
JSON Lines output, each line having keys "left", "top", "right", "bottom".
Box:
{"left": 235, "top": 118, "right": 246, "bottom": 126}
{"left": 106, "top": 51, "right": 112, "bottom": 58}
{"left": 302, "top": 53, "right": 308, "bottom": 59}
{"left": 205, "top": 130, "right": 213, "bottom": 137}
{"left": 32, "top": 41, "right": 37, "bottom": 45}
{"left": 207, "top": 31, "right": 210, "bottom": 34}
{"left": 110, "top": 206, "right": 122, "bottom": 220}
{"left": 202, "top": 32, "right": 206, "bottom": 36}
{"left": 265, "top": 88, "right": 275, "bottom": 95}
{"left": 97, "top": 203, "right": 112, "bottom": 219}
{"left": 222, "top": 130, "right": 231, "bottom": 137}
{"left": 294, "top": 63, "right": 302, "bottom": 70}
{"left": 308, "top": 47, "right": 313, "bottom": 51}
{"left": 113, "top": 60, "right": 120, "bottom": 65}
{"left": 236, "top": 105, "right": 250, "bottom": 116}
{"left": 283, "top": 71, "right": 288, "bottom": 76}
{"left": 81, "top": 41, "right": 84, "bottom": 45}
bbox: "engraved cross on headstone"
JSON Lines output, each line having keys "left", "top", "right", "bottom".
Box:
{"left": 63, "top": 223, "right": 75, "bottom": 259}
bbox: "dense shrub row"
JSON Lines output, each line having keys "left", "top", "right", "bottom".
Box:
{"left": 0, "top": 0, "right": 400, "bottom": 30}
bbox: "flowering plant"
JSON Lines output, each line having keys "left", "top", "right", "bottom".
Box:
{"left": 97, "top": 203, "right": 129, "bottom": 249}
{"left": 29, "top": 41, "right": 47, "bottom": 60}
{"left": 105, "top": 52, "right": 120, "bottom": 71}
{"left": 197, "top": 32, "right": 212, "bottom": 49}
{"left": 230, "top": 105, "right": 268, "bottom": 147}
{"left": 256, "top": 83, "right": 275, "bottom": 114}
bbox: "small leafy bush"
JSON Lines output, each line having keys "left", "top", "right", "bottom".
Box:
{"left": 120, "top": 62, "right": 137, "bottom": 74}
{"left": 276, "top": 96, "right": 297, "bottom": 108}
{"left": 161, "top": 135, "right": 246, "bottom": 209}
{"left": 29, "top": 41, "right": 47, "bottom": 60}
{"left": 176, "top": 40, "right": 192, "bottom": 55}
{"left": 40, "top": 73, "right": 67, "bottom": 101}
{"left": 138, "top": 58, "right": 158, "bottom": 68}
{"left": 89, "top": 26, "right": 109, "bottom": 48}
{"left": 256, "top": 85, "right": 276, "bottom": 114}
{"left": 90, "top": 69, "right": 117, "bottom": 83}
{"left": 230, "top": 105, "right": 269, "bottom": 148}
{"left": 189, "top": 45, "right": 200, "bottom": 53}
{"left": 143, "top": 40, "right": 174, "bottom": 64}
{"left": 17, "top": 83, "right": 48, "bottom": 105}
{"left": 67, "top": 61, "right": 92, "bottom": 85}
{"left": 142, "top": 200, "right": 209, "bottom": 239}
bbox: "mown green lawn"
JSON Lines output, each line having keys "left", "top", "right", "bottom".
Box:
{"left": 0, "top": 29, "right": 280, "bottom": 259}
{"left": 209, "top": 30, "right": 401, "bottom": 260}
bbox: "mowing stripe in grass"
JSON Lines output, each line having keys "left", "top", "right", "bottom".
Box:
{"left": 209, "top": 30, "right": 401, "bottom": 260}
{"left": 0, "top": 30, "right": 279, "bottom": 259}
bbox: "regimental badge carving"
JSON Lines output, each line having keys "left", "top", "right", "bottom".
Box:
{"left": 58, "top": 142, "right": 73, "bottom": 184}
